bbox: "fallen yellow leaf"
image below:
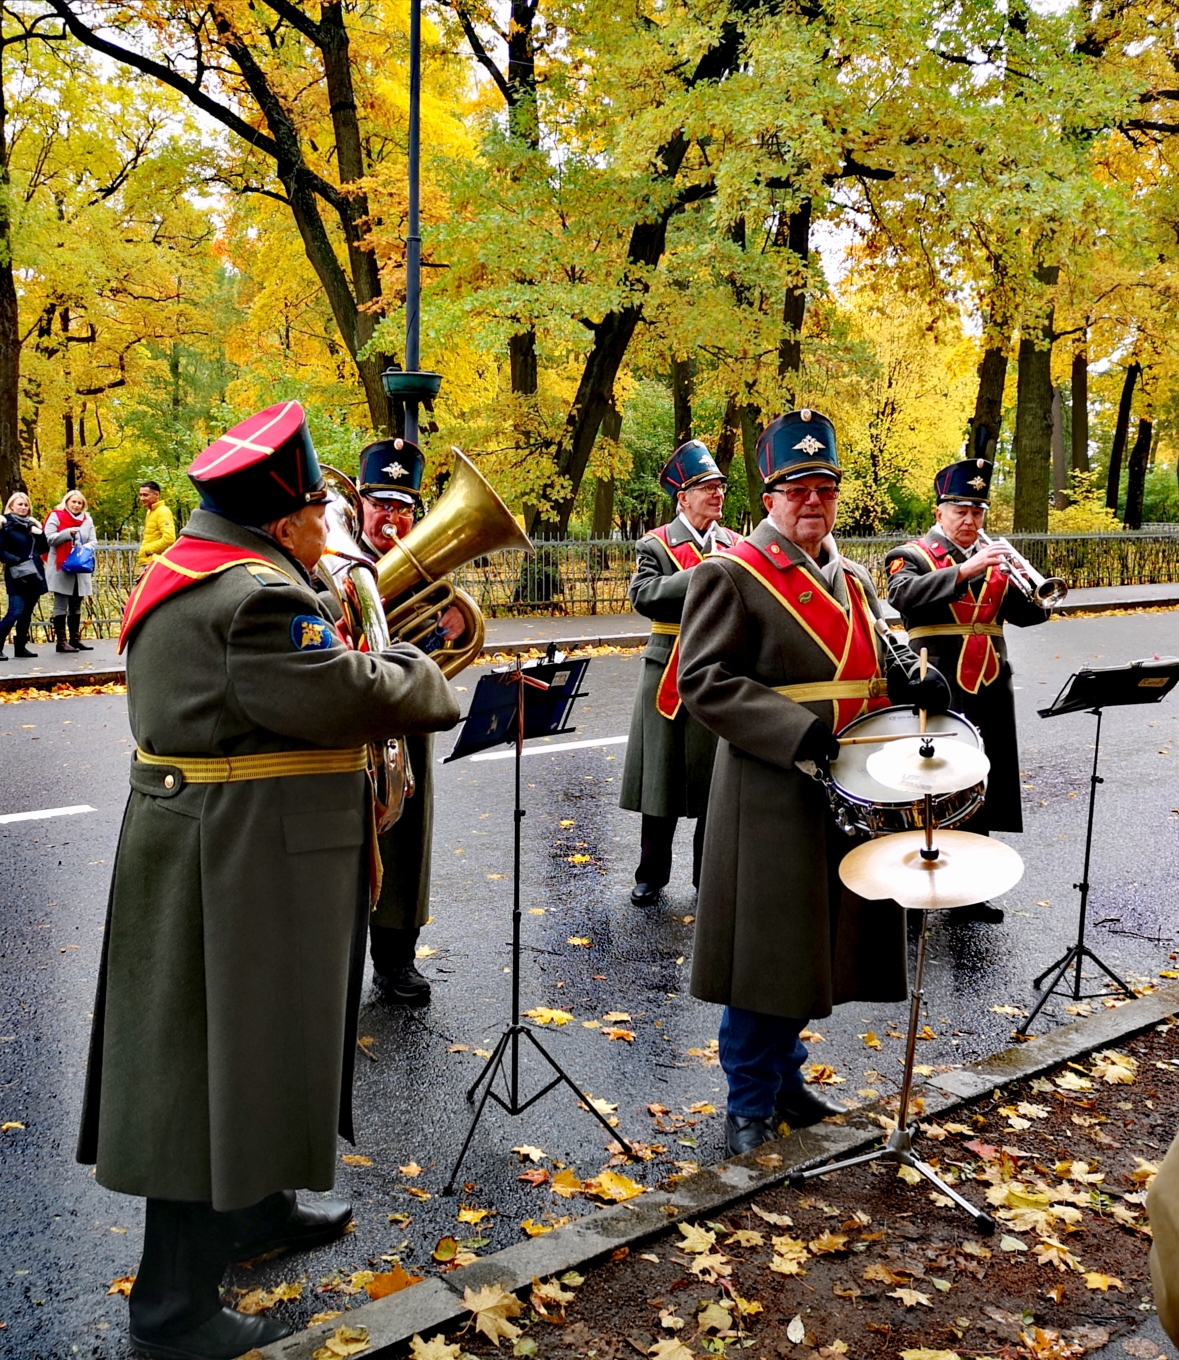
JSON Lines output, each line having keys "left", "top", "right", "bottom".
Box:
{"left": 524, "top": 1007, "right": 574, "bottom": 1026}
{"left": 1083, "top": 1272, "right": 1123, "bottom": 1292}
{"left": 457, "top": 1205, "right": 494, "bottom": 1224}
{"left": 311, "top": 1324, "right": 372, "bottom": 1359}
{"left": 586, "top": 1169, "right": 645, "bottom": 1202}
{"left": 463, "top": 1284, "right": 524, "bottom": 1346}
{"left": 367, "top": 1265, "right": 422, "bottom": 1299}
{"left": 550, "top": 1167, "right": 584, "bottom": 1198}
{"left": 341, "top": 1154, "right": 372, "bottom": 1166}
{"left": 512, "top": 1144, "right": 545, "bottom": 1161}
{"left": 399, "top": 1161, "right": 423, "bottom": 1177}
{"left": 107, "top": 1276, "right": 135, "bottom": 1296}
{"left": 409, "top": 1335, "right": 462, "bottom": 1360}
{"left": 566, "top": 936, "right": 591, "bottom": 946}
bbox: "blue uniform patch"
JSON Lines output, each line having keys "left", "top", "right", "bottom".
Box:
{"left": 291, "top": 614, "right": 335, "bottom": 651}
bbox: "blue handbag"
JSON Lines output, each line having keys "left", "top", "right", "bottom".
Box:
{"left": 61, "top": 537, "right": 96, "bottom": 574}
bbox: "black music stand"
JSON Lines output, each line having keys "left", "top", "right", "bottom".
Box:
{"left": 1017, "top": 656, "right": 1179, "bottom": 1036}
{"left": 442, "top": 655, "right": 633, "bottom": 1193}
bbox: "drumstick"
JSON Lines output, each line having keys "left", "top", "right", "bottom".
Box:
{"left": 918, "top": 647, "right": 928, "bottom": 737}
{"left": 836, "top": 731, "right": 959, "bottom": 746}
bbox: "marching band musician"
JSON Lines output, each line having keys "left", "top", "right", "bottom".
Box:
{"left": 619, "top": 441, "right": 741, "bottom": 906}
{"left": 356, "top": 438, "right": 467, "bottom": 1005}
{"left": 678, "top": 410, "right": 951, "bottom": 1157}
{"left": 78, "top": 404, "right": 459, "bottom": 1360}
{"left": 885, "top": 457, "right": 1049, "bottom": 924}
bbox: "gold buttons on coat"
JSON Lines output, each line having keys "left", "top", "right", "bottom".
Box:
{"left": 164, "top": 774, "right": 175, "bottom": 789}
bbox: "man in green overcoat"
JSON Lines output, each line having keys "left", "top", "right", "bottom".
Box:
{"left": 619, "top": 440, "right": 741, "bottom": 905}
{"left": 354, "top": 437, "right": 467, "bottom": 1004}
{"left": 77, "top": 402, "right": 459, "bottom": 1360}
{"left": 678, "top": 409, "right": 950, "bottom": 1157}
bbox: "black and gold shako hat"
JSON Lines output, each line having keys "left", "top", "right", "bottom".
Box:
{"left": 756, "top": 409, "right": 841, "bottom": 488}
{"left": 935, "top": 458, "right": 993, "bottom": 506}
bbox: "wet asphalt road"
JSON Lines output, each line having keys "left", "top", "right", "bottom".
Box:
{"left": 2, "top": 611, "right": 1178, "bottom": 1357}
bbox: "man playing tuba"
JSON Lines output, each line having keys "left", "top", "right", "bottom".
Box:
{"left": 356, "top": 437, "right": 467, "bottom": 1005}
{"left": 885, "top": 457, "right": 1049, "bottom": 924}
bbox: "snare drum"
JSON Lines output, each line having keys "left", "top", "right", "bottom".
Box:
{"left": 825, "top": 707, "right": 985, "bottom": 837}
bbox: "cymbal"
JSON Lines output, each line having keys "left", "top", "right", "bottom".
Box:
{"left": 865, "top": 735, "right": 990, "bottom": 795}
{"left": 839, "top": 830, "right": 1024, "bottom": 911}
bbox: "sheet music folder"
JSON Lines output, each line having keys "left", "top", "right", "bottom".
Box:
{"left": 445, "top": 656, "right": 591, "bottom": 762}
{"left": 1039, "top": 655, "right": 1179, "bottom": 718}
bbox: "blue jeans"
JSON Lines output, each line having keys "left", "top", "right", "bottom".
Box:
{"left": 718, "top": 1006, "right": 809, "bottom": 1119}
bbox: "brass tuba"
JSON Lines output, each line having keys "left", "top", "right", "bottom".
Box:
{"left": 317, "top": 468, "right": 415, "bottom": 832}
{"left": 374, "top": 447, "right": 534, "bottom": 678}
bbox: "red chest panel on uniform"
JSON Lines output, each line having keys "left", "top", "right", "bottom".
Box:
{"left": 118, "top": 536, "right": 279, "bottom": 652}
{"left": 728, "top": 539, "right": 887, "bottom": 732}
{"left": 912, "top": 538, "right": 1007, "bottom": 694}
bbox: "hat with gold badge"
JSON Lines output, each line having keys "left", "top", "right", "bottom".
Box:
{"left": 756, "top": 409, "right": 841, "bottom": 488}
{"left": 658, "top": 440, "right": 726, "bottom": 498}
{"left": 358, "top": 437, "right": 425, "bottom": 507}
{"left": 935, "top": 457, "right": 993, "bottom": 506}
{"left": 188, "top": 401, "right": 326, "bottom": 525}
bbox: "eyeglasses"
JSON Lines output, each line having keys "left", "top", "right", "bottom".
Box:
{"left": 771, "top": 484, "right": 839, "bottom": 503}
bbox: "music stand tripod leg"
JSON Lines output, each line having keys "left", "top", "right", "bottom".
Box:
{"left": 520, "top": 1026, "right": 635, "bottom": 1155}
{"left": 902, "top": 1152, "right": 996, "bottom": 1235}
{"left": 445, "top": 1027, "right": 516, "bottom": 1195}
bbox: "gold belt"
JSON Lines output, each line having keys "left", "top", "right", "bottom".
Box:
{"left": 135, "top": 746, "right": 368, "bottom": 786}
{"left": 908, "top": 622, "right": 1003, "bottom": 639}
{"left": 774, "top": 677, "right": 889, "bottom": 703}
{"left": 650, "top": 622, "right": 681, "bottom": 636}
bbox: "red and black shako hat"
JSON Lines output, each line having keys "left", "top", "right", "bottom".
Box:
{"left": 935, "top": 457, "right": 993, "bottom": 506}
{"left": 756, "top": 409, "right": 841, "bottom": 488}
{"left": 188, "top": 401, "right": 326, "bottom": 525}
{"left": 358, "top": 437, "right": 425, "bottom": 506}
{"left": 658, "top": 440, "right": 726, "bottom": 498}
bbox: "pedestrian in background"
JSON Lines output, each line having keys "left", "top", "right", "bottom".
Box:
{"left": 44, "top": 489, "right": 97, "bottom": 652}
{"left": 136, "top": 480, "right": 176, "bottom": 569}
{"left": 0, "top": 490, "right": 48, "bottom": 660}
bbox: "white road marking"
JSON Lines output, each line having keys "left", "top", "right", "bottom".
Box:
{"left": 461, "top": 735, "right": 629, "bottom": 763}
{"left": 0, "top": 803, "right": 96, "bottom": 825}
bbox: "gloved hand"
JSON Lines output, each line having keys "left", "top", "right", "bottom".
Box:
{"left": 887, "top": 653, "right": 952, "bottom": 714}
{"left": 797, "top": 719, "right": 842, "bottom": 774}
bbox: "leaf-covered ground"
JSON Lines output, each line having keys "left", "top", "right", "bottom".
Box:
{"left": 390, "top": 1019, "right": 1177, "bottom": 1360}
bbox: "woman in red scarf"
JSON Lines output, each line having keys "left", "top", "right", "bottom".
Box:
{"left": 43, "top": 490, "right": 97, "bottom": 652}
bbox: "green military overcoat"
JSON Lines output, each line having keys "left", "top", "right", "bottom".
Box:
{"left": 678, "top": 519, "right": 909, "bottom": 1020}
{"left": 619, "top": 518, "right": 740, "bottom": 820}
{"left": 885, "top": 527, "right": 1048, "bottom": 833}
{"left": 77, "top": 511, "right": 459, "bottom": 1211}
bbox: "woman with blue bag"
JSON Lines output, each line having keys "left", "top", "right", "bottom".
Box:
{"left": 44, "top": 490, "right": 97, "bottom": 652}
{"left": 0, "top": 490, "right": 48, "bottom": 659}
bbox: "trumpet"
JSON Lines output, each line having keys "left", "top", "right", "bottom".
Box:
{"left": 317, "top": 469, "right": 414, "bottom": 832}
{"left": 977, "top": 531, "right": 1067, "bottom": 609}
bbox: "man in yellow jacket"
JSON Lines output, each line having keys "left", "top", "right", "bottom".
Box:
{"left": 137, "top": 481, "right": 176, "bottom": 568}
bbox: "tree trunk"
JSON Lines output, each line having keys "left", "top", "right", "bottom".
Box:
{"left": 1011, "top": 265, "right": 1059, "bottom": 534}
{"left": 1105, "top": 361, "right": 1140, "bottom": 512}
{"left": 1051, "top": 385, "right": 1068, "bottom": 508}
{"left": 714, "top": 395, "right": 740, "bottom": 476}
{"left": 509, "top": 331, "right": 538, "bottom": 395}
{"left": 777, "top": 199, "right": 811, "bottom": 400}
{"left": 740, "top": 403, "right": 765, "bottom": 527}
{"left": 1070, "top": 347, "right": 1089, "bottom": 476}
{"left": 592, "top": 402, "right": 621, "bottom": 537}
{"left": 1123, "top": 417, "right": 1152, "bottom": 530}
{"left": 968, "top": 345, "right": 1008, "bottom": 461}
{"left": 0, "top": 45, "right": 21, "bottom": 496}
{"left": 671, "top": 356, "right": 693, "bottom": 446}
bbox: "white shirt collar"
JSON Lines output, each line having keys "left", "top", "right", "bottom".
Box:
{"left": 677, "top": 512, "right": 716, "bottom": 551}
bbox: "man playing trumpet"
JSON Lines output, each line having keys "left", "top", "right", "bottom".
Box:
{"left": 885, "top": 457, "right": 1049, "bottom": 924}
{"left": 357, "top": 438, "right": 466, "bottom": 1004}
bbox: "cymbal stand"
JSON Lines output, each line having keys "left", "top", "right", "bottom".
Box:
{"left": 443, "top": 661, "right": 632, "bottom": 1194}
{"left": 1017, "top": 708, "right": 1134, "bottom": 1036}
{"left": 789, "top": 789, "right": 997, "bottom": 1236}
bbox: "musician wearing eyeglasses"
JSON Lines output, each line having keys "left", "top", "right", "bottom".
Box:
{"left": 884, "top": 458, "right": 1048, "bottom": 925}
{"left": 619, "top": 441, "right": 742, "bottom": 907}
{"left": 677, "top": 410, "right": 951, "bottom": 1157}
{"left": 356, "top": 439, "right": 467, "bottom": 1006}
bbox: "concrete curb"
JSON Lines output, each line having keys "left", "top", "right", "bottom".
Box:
{"left": 1056, "top": 591, "right": 1179, "bottom": 616}
{"left": 475, "top": 633, "right": 649, "bottom": 661}
{"left": 0, "top": 667, "right": 125, "bottom": 694}
{"left": 260, "top": 983, "right": 1179, "bottom": 1359}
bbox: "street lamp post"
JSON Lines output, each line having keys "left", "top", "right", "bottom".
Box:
{"left": 382, "top": 0, "right": 441, "bottom": 437}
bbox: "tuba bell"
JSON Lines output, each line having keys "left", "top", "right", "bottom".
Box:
{"left": 374, "top": 447, "right": 534, "bottom": 678}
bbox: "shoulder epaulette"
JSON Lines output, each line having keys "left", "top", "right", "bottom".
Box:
{"left": 244, "top": 563, "right": 301, "bottom": 588}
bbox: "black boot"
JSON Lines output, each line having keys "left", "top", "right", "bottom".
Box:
{"left": 12, "top": 612, "right": 36, "bottom": 659}
{"left": 128, "top": 1199, "right": 291, "bottom": 1360}
{"left": 370, "top": 924, "right": 431, "bottom": 1005}
{"left": 54, "top": 616, "right": 78, "bottom": 653}
{"left": 724, "top": 1114, "right": 778, "bottom": 1156}
{"left": 226, "top": 1190, "right": 354, "bottom": 1261}
{"left": 775, "top": 1084, "right": 845, "bottom": 1129}
{"left": 69, "top": 613, "right": 93, "bottom": 650}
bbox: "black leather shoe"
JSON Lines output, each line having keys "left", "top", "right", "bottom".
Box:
{"left": 70, "top": 638, "right": 94, "bottom": 651}
{"left": 775, "top": 1084, "right": 845, "bottom": 1129}
{"left": 946, "top": 901, "right": 1004, "bottom": 924}
{"left": 374, "top": 962, "right": 431, "bottom": 1006}
{"left": 230, "top": 1194, "right": 354, "bottom": 1260}
{"left": 630, "top": 882, "right": 663, "bottom": 906}
{"left": 14, "top": 646, "right": 36, "bottom": 658}
{"left": 724, "top": 1114, "right": 778, "bottom": 1156}
{"left": 131, "top": 1307, "right": 291, "bottom": 1359}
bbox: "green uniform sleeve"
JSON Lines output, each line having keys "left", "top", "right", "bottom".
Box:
{"left": 885, "top": 545, "right": 967, "bottom": 616}
{"left": 628, "top": 539, "right": 691, "bottom": 621}
{"left": 225, "top": 583, "right": 460, "bottom": 748}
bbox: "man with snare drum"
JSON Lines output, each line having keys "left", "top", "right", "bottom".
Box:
{"left": 885, "top": 458, "right": 1048, "bottom": 925}
{"left": 678, "top": 409, "right": 951, "bottom": 1156}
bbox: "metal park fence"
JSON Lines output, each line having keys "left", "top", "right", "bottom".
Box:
{"left": 5, "top": 530, "right": 1179, "bottom": 640}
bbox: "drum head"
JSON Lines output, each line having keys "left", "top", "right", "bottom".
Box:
{"left": 830, "top": 707, "right": 981, "bottom": 807}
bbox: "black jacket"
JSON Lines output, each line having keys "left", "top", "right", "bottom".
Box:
{"left": 0, "top": 514, "right": 48, "bottom": 594}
